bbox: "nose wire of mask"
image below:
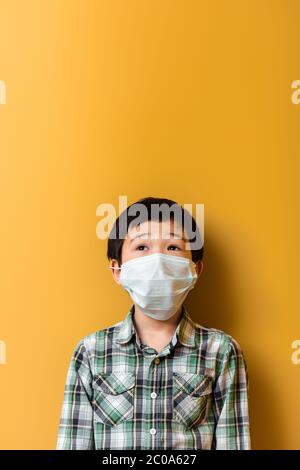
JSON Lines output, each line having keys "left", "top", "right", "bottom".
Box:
{"left": 111, "top": 253, "right": 198, "bottom": 321}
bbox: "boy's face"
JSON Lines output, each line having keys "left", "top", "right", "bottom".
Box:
{"left": 110, "top": 219, "right": 203, "bottom": 284}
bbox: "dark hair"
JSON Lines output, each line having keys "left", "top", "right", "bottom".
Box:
{"left": 107, "top": 196, "right": 204, "bottom": 266}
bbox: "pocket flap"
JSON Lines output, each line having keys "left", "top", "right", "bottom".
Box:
{"left": 173, "top": 372, "right": 212, "bottom": 396}
{"left": 93, "top": 372, "right": 135, "bottom": 395}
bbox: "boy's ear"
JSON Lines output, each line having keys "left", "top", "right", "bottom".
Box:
{"left": 195, "top": 260, "right": 204, "bottom": 277}
{"left": 109, "top": 259, "right": 122, "bottom": 284}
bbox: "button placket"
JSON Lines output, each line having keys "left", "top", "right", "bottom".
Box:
{"left": 149, "top": 355, "right": 161, "bottom": 448}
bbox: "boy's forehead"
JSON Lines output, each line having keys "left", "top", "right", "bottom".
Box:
{"left": 127, "top": 220, "right": 186, "bottom": 241}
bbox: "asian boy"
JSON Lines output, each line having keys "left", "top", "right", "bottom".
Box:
{"left": 56, "top": 196, "right": 251, "bottom": 450}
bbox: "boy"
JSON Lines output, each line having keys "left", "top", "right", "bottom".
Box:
{"left": 56, "top": 197, "right": 251, "bottom": 450}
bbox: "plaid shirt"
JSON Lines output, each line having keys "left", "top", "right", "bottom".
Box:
{"left": 56, "top": 303, "right": 251, "bottom": 450}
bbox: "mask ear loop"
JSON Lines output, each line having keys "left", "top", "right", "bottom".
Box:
{"left": 108, "top": 266, "right": 122, "bottom": 270}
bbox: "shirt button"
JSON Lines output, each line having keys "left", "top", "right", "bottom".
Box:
{"left": 150, "top": 428, "right": 156, "bottom": 435}
{"left": 151, "top": 392, "right": 157, "bottom": 399}
{"left": 154, "top": 357, "right": 160, "bottom": 365}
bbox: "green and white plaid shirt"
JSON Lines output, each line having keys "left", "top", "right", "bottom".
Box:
{"left": 56, "top": 303, "right": 251, "bottom": 450}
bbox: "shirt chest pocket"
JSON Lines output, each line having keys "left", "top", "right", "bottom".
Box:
{"left": 92, "top": 372, "right": 135, "bottom": 427}
{"left": 173, "top": 372, "right": 212, "bottom": 429}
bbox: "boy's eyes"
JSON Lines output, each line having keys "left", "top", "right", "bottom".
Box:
{"left": 135, "top": 244, "right": 182, "bottom": 251}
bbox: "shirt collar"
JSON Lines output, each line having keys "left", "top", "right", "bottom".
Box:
{"left": 115, "top": 303, "right": 197, "bottom": 348}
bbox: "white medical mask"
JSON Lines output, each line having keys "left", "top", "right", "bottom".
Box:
{"left": 110, "top": 253, "right": 199, "bottom": 321}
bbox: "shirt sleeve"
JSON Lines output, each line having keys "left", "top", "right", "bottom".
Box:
{"left": 212, "top": 336, "right": 251, "bottom": 450}
{"left": 56, "top": 339, "right": 95, "bottom": 450}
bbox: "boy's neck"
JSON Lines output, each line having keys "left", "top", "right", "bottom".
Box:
{"left": 132, "top": 303, "right": 183, "bottom": 335}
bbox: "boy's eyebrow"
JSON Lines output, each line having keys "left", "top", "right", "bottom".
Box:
{"left": 129, "top": 232, "right": 187, "bottom": 244}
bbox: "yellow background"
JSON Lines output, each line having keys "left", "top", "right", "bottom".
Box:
{"left": 0, "top": 0, "right": 299, "bottom": 449}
